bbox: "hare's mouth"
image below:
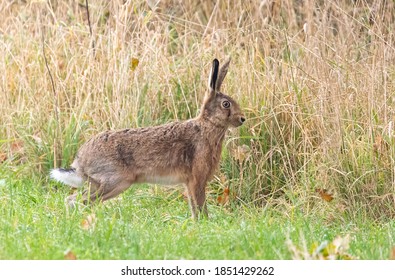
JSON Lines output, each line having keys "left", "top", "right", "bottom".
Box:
{"left": 231, "top": 120, "right": 245, "bottom": 127}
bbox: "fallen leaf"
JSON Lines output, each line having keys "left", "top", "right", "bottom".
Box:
{"left": 130, "top": 57, "right": 139, "bottom": 71}
{"left": 373, "top": 135, "right": 389, "bottom": 154}
{"left": 10, "top": 140, "right": 24, "bottom": 153}
{"left": 81, "top": 214, "right": 96, "bottom": 230}
{"left": 217, "top": 187, "right": 230, "bottom": 205}
{"left": 0, "top": 152, "right": 6, "bottom": 162}
{"left": 390, "top": 246, "right": 395, "bottom": 260}
{"left": 58, "top": 60, "right": 65, "bottom": 71}
{"left": 316, "top": 189, "right": 334, "bottom": 202}
{"left": 64, "top": 249, "right": 77, "bottom": 260}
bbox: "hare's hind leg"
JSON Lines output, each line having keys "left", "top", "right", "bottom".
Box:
{"left": 80, "top": 178, "right": 104, "bottom": 204}
{"left": 67, "top": 177, "right": 134, "bottom": 206}
{"left": 100, "top": 179, "right": 134, "bottom": 201}
{"left": 66, "top": 178, "right": 101, "bottom": 207}
{"left": 82, "top": 179, "right": 133, "bottom": 203}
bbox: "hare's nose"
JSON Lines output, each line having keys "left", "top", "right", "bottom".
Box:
{"left": 240, "top": 116, "right": 246, "bottom": 123}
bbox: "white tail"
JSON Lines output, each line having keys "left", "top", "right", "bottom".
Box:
{"left": 50, "top": 168, "right": 83, "bottom": 188}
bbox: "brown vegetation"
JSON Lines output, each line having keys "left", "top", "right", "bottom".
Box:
{"left": 1, "top": 0, "right": 394, "bottom": 219}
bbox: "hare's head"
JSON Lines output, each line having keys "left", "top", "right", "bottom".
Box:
{"left": 201, "top": 58, "right": 245, "bottom": 128}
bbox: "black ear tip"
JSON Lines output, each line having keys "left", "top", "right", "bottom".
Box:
{"left": 210, "top": 58, "right": 220, "bottom": 90}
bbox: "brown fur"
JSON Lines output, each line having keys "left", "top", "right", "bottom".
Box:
{"left": 60, "top": 58, "right": 245, "bottom": 218}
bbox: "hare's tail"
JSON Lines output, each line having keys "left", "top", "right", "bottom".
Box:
{"left": 50, "top": 168, "right": 83, "bottom": 188}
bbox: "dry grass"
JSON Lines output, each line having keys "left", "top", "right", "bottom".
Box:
{"left": 1, "top": 0, "right": 395, "bottom": 220}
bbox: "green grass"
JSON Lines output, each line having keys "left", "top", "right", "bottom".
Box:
{"left": 0, "top": 165, "right": 393, "bottom": 260}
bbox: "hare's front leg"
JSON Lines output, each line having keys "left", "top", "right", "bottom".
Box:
{"left": 186, "top": 178, "right": 208, "bottom": 219}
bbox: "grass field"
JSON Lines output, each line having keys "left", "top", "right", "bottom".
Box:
{"left": 1, "top": 0, "right": 395, "bottom": 259}
{"left": 1, "top": 167, "right": 394, "bottom": 260}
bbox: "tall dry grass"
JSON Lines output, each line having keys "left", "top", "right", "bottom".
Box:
{"left": 1, "top": 0, "right": 395, "bottom": 219}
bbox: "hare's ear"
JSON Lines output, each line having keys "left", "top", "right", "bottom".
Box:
{"left": 209, "top": 59, "right": 219, "bottom": 94}
{"left": 215, "top": 57, "right": 231, "bottom": 91}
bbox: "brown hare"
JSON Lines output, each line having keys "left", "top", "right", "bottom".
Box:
{"left": 50, "top": 58, "right": 245, "bottom": 218}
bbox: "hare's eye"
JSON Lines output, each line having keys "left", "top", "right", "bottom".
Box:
{"left": 222, "top": 100, "right": 231, "bottom": 109}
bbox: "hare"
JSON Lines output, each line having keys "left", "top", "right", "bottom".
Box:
{"left": 50, "top": 58, "right": 245, "bottom": 218}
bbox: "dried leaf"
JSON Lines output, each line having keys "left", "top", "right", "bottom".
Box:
{"left": 81, "top": 214, "right": 96, "bottom": 230}
{"left": 0, "top": 152, "right": 6, "bottom": 162}
{"left": 217, "top": 187, "right": 230, "bottom": 205}
{"left": 64, "top": 249, "right": 77, "bottom": 260}
{"left": 316, "top": 189, "right": 334, "bottom": 202}
{"left": 130, "top": 57, "right": 139, "bottom": 71}
{"left": 373, "top": 135, "right": 389, "bottom": 154}
{"left": 390, "top": 246, "right": 395, "bottom": 260}
{"left": 10, "top": 140, "right": 24, "bottom": 153}
{"left": 58, "top": 60, "right": 65, "bottom": 71}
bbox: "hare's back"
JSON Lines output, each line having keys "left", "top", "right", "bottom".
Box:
{"left": 72, "top": 121, "right": 202, "bottom": 176}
